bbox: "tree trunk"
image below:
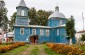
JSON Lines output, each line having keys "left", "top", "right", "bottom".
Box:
{"left": 69, "top": 38, "right": 72, "bottom": 45}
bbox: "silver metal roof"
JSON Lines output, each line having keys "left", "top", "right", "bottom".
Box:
{"left": 48, "top": 6, "right": 65, "bottom": 19}
{"left": 14, "top": 25, "right": 51, "bottom": 28}
{"left": 18, "top": 0, "right": 26, "bottom": 7}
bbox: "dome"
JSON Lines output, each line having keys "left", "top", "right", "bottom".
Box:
{"left": 48, "top": 6, "right": 66, "bottom": 19}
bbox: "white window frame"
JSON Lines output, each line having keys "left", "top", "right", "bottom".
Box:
{"left": 60, "top": 20, "right": 62, "bottom": 25}
{"left": 20, "top": 28, "right": 24, "bottom": 35}
{"left": 32, "top": 29, "right": 36, "bottom": 35}
{"left": 40, "top": 29, "right": 44, "bottom": 35}
{"left": 57, "top": 29, "right": 59, "bottom": 36}
{"left": 46, "top": 30, "right": 49, "bottom": 36}
{"left": 21, "top": 10, "right": 24, "bottom": 16}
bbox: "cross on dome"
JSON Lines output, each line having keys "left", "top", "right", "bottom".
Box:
{"left": 55, "top": 6, "right": 59, "bottom": 11}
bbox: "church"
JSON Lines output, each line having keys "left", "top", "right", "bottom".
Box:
{"left": 14, "top": 0, "right": 75, "bottom": 43}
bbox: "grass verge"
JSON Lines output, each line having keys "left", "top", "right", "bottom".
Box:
{"left": 0, "top": 44, "right": 29, "bottom": 55}
{"left": 30, "top": 46, "right": 39, "bottom": 55}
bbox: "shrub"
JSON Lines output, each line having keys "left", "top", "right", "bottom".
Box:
{"left": 46, "top": 43, "right": 85, "bottom": 55}
{"left": 0, "top": 42, "right": 25, "bottom": 53}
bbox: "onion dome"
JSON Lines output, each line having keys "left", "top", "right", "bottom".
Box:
{"left": 48, "top": 6, "right": 65, "bottom": 19}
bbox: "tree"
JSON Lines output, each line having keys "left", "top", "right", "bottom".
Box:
{"left": 36, "top": 10, "right": 52, "bottom": 26}
{"left": 81, "top": 34, "right": 85, "bottom": 41}
{"left": 28, "top": 7, "right": 37, "bottom": 25}
{"left": 28, "top": 7, "right": 52, "bottom": 26}
{"left": 65, "top": 15, "right": 76, "bottom": 45}
{"left": 10, "top": 12, "right": 16, "bottom": 31}
{"left": 0, "top": 1, "right": 8, "bottom": 31}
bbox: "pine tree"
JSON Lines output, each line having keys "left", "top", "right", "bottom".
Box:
{"left": 65, "top": 15, "right": 76, "bottom": 45}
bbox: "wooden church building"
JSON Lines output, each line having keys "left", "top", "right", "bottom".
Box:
{"left": 14, "top": 0, "right": 76, "bottom": 43}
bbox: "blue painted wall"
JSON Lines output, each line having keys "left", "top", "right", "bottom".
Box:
{"left": 29, "top": 28, "right": 50, "bottom": 43}
{"left": 59, "top": 27, "right": 69, "bottom": 43}
{"left": 48, "top": 18, "right": 66, "bottom": 27}
{"left": 14, "top": 27, "right": 30, "bottom": 42}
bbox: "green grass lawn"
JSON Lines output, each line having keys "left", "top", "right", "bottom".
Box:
{"left": 44, "top": 45, "right": 61, "bottom": 55}
{"left": 0, "top": 44, "right": 29, "bottom": 55}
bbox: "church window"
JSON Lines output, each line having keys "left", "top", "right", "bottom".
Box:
{"left": 46, "top": 30, "right": 49, "bottom": 36}
{"left": 40, "top": 29, "right": 44, "bottom": 35}
{"left": 32, "top": 29, "right": 36, "bottom": 35}
{"left": 21, "top": 10, "right": 24, "bottom": 16}
{"left": 17, "top": 9, "right": 20, "bottom": 16}
{"left": 20, "top": 28, "right": 24, "bottom": 35}
{"left": 57, "top": 29, "right": 59, "bottom": 36}
{"left": 60, "top": 20, "right": 62, "bottom": 25}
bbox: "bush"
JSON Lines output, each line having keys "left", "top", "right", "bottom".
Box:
{"left": 0, "top": 42, "right": 25, "bottom": 53}
{"left": 1, "top": 42, "right": 14, "bottom": 45}
{"left": 46, "top": 43, "right": 85, "bottom": 55}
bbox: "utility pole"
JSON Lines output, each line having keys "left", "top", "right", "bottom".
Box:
{"left": 82, "top": 12, "right": 84, "bottom": 31}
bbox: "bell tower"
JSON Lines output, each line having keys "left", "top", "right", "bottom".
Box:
{"left": 15, "top": 0, "right": 29, "bottom": 26}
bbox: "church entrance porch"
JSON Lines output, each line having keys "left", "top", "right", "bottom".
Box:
{"left": 30, "top": 35, "right": 38, "bottom": 44}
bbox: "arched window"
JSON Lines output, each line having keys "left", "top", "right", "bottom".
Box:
{"left": 20, "top": 28, "right": 24, "bottom": 35}
{"left": 40, "top": 29, "right": 44, "bottom": 35}
{"left": 21, "top": 10, "right": 24, "bottom": 16}
{"left": 60, "top": 20, "right": 62, "bottom": 25}
{"left": 32, "top": 29, "right": 36, "bottom": 35}
{"left": 46, "top": 30, "right": 49, "bottom": 36}
{"left": 57, "top": 29, "right": 59, "bottom": 36}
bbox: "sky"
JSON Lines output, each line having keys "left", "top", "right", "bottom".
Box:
{"left": 4, "top": 0, "right": 85, "bottom": 32}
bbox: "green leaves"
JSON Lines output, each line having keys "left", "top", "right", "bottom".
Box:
{"left": 65, "top": 15, "right": 76, "bottom": 39}
{"left": 81, "top": 34, "right": 85, "bottom": 41}
{"left": 0, "top": 1, "right": 8, "bottom": 31}
{"left": 28, "top": 7, "right": 52, "bottom": 26}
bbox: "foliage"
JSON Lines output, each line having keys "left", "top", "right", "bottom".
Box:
{"left": 28, "top": 7, "right": 52, "bottom": 26}
{"left": 65, "top": 16, "right": 76, "bottom": 38}
{"left": 1, "top": 42, "right": 14, "bottom": 45}
{"left": 10, "top": 12, "right": 16, "bottom": 31}
{"left": 0, "top": 44, "right": 29, "bottom": 55}
{"left": 44, "top": 45, "right": 61, "bottom": 55}
{"left": 0, "top": 42, "right": 25, "bottom": 53}
{"left": 65, "top": 16, "right": 76, "bottom": 45}
{"left": 81, "top": 34, "right": 85, "bottom": 41}
{"left": 28, "top": 7, "right": 37, "bottom": 25}
{"left": 46, "top": 43, "right": 85, "bottom": 55}
{"left": 0, "top": 1, "right": 8, "bottom": 31}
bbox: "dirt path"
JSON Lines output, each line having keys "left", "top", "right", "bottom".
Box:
{"left": 38, "top": 44, "right": 47, "bottom": 55}
{"left": 19, "top": 44, "right": 47, "bottom": 55}
{"left": 19, "top": 44, "right": 35, "bottom": 55}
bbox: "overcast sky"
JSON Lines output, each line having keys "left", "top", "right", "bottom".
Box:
{"left": 4, "top": 0, "right": 85, "bottom": 32}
